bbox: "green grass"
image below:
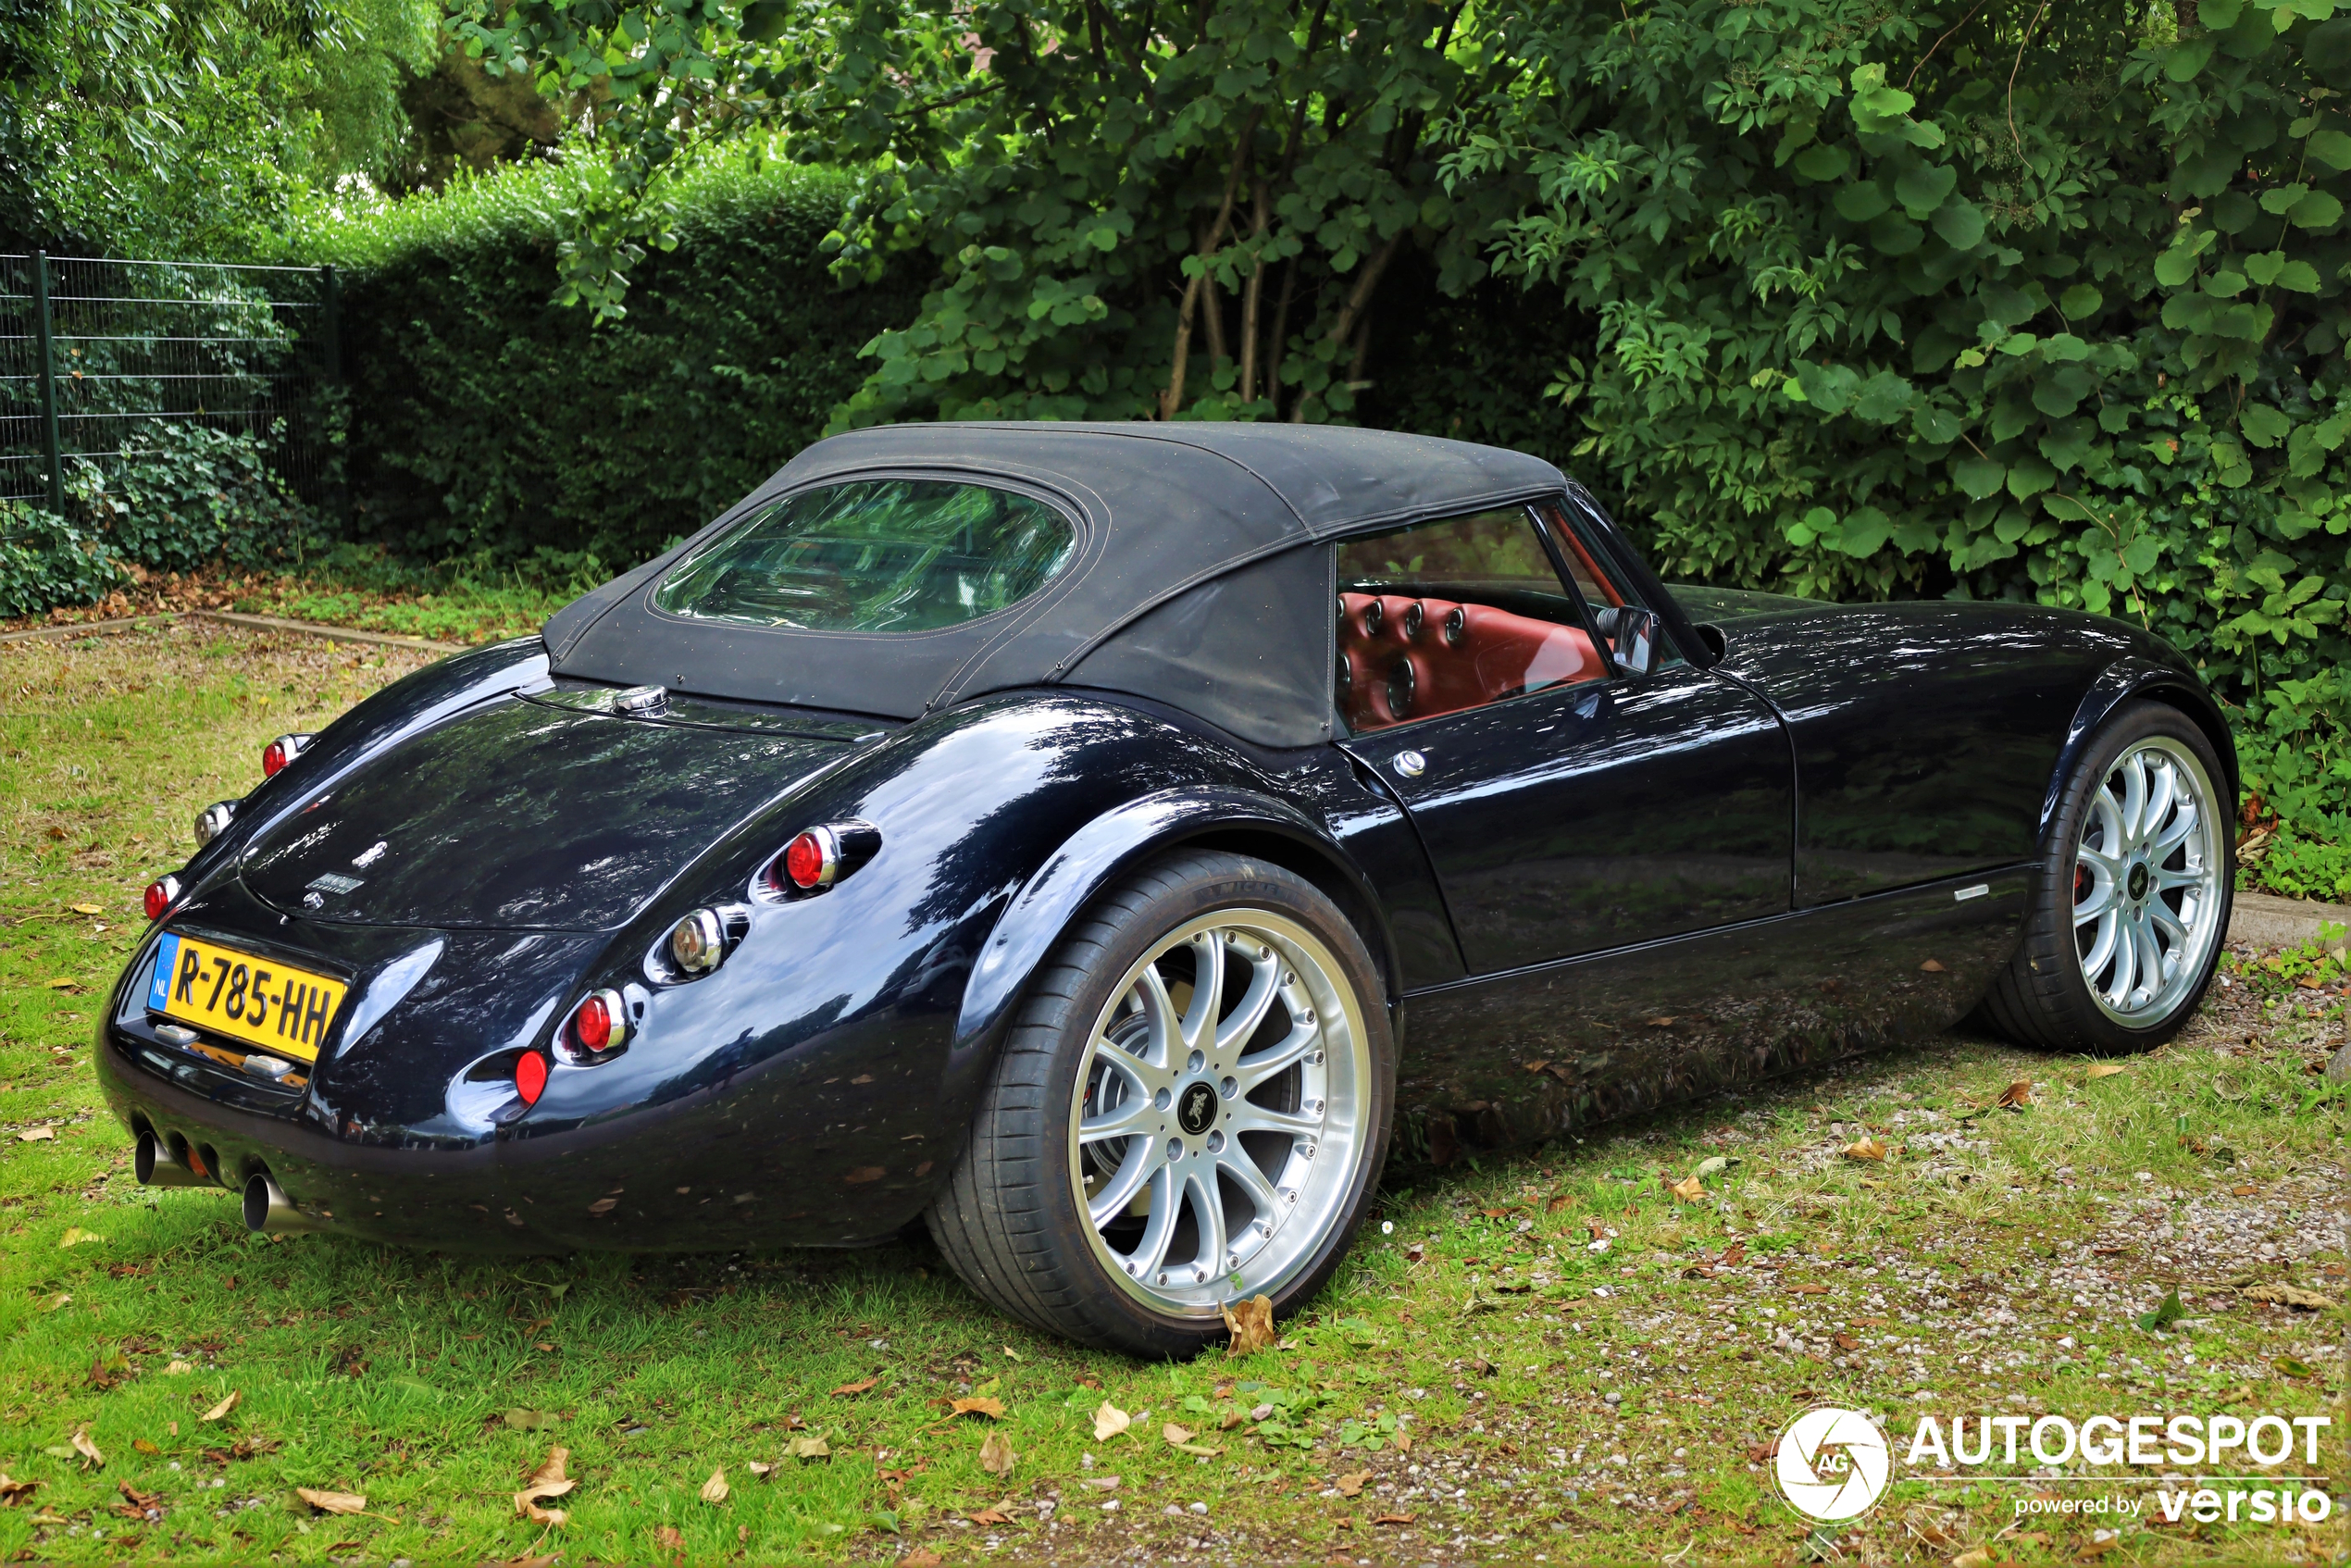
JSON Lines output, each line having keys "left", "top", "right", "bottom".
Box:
{"left": 3, "top": 624, "right": 2345, "bottom": 1565}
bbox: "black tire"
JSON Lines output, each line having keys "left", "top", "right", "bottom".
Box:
{"left": 1981, "top": 700, "right": 2234, "bottom": 1055}
{"left": 926, "top": 849, "right": 1395, "bottom": 1358}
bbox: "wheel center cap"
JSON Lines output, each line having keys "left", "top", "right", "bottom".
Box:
{"left": 1176, "top": 1081, "right": 1219, "bottom": 1137}
{"left": 2127, "top": 862, "right": 2151, "bottom": 901}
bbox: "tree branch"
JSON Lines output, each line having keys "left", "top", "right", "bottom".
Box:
{"left": 1160, "top": 110, "right": 1261, "bottom": 419}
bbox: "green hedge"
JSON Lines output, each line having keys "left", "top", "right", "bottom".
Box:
{"left": 305, "top": 156, "right": 926, "bottom": 567}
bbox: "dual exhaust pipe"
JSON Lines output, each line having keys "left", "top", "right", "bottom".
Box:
{"left": 134, "top": 1132, "right": 328, "bottom": 1234}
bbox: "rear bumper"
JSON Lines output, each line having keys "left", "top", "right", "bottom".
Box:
{"left": 99, "top": 887, "right": 961, "bottom": 1252}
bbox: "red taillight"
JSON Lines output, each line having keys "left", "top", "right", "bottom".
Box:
{"left": 514, "top": 1051, "right": 549, "bottom": 1105}
{"left": 783, "top": 828, "right": 838, "bottom": 890}
{"left": 143, "top": 876, "right": 180, "bottom": 922}
{"left": 572, "top": 988, "right": 628, "bottom": 1054}
{"left": 576, "top": 994, "right": 613, "bottom": 1052}
{"left": 261, "top": 732, "right": 314, "bottom": 778}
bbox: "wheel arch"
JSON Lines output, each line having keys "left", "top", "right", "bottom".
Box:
{"left": 2040, "top": 657, "right": 2240, "bottom": 851}
{"left": 948, "top": 788, "right": 1399, "bottom": 1072}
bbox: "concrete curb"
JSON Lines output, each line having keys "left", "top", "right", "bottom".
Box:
{"left": 2230, "top": 890, "right": 2351, "bottom": 952}
{"left": 0, "top": 608, "right": 462, "bottom": 653}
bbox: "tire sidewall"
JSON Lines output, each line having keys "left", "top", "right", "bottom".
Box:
{"left": 1033, "top": 854, "right": 1395, "bottom": 1358}
{"left": 2041, "top": 702, "right": 2235, "bottom": 1052}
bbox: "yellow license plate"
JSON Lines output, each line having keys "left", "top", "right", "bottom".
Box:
{"left": 145, "top": 932, "right": 346, "bottom": 1063}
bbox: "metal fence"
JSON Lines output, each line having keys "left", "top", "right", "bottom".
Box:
{"left": 0, "top": 253, "right": 342, "bottom": 513}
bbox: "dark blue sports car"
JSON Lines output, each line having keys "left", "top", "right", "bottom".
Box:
{"left": 102, "top": 424, "right": 2234, "bottom": 1355}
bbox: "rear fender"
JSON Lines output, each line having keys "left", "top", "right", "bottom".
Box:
{"left": 2041, "top": 657, "right": 2240, "bottom": 848}
{"left": 943, "top": 787, "right": 1387, "bottom": 1114}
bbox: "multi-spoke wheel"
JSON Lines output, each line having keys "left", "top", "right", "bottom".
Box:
{"left": 1983, "top": 701, "right": 2233, "bottom": 1053}
{"left": 927, "top": 851, "right": 1392, "bottom": 1356}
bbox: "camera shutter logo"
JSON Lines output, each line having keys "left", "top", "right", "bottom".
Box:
{"left": 1774, "top": 1406, "right": 1892, "bottom": 1523}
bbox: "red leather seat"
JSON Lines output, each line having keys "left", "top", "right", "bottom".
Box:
{"left": 1337, "top": 592, "right": 1604, "bottom": 730}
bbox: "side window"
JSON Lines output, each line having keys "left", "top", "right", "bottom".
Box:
{"left": 1536, "top": 499, "right": 1685, "bottom": 671}
{"left": 1335, "top": 507, "right": 1607, "bottom": 732}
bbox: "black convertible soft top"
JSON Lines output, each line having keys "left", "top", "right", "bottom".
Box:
{"left": 542, "top": 422, "right": 1568, "bottom": 748}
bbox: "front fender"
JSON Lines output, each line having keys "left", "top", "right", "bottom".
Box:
{"left": 2041, "top": 655, "right": 2240, "bottom": 846}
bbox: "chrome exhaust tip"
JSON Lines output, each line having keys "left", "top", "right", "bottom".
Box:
{"left": 242, "top": 1173, "right": 328, "bottom": 1235}
{"left": 134, "top": 1131, "right": 211, "bottom": 1188}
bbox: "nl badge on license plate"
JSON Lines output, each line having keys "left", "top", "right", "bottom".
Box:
{"left": 147, "top": 932, "right": 346, "bottom": 1063}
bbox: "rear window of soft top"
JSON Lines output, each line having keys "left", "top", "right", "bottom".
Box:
{"left": 652, "top": 478, "right": 1077, "bottom": 632}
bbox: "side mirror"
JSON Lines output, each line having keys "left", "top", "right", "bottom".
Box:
{"left": 1611, "top": 605, "right": 1662, "bottom": 678}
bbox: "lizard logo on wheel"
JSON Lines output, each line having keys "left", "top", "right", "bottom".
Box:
{"left": 1176, "top": 1081, "right": 1219, "bottom": 1136}
{"left": 1773, "top": 1406, "right": 1891, "bottom": 1523}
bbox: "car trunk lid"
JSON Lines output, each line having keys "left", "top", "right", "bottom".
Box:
{"left": 239, "top": 691, "right": 871, "bottom": 929}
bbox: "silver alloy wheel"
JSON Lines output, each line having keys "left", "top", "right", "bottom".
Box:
{"left": 2072, "top": 737, "right": 2225, "bottom": 1024}
{"left": 1066, "top": 909, "right": 1368, "bottom": 1316}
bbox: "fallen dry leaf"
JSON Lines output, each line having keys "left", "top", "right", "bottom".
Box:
{"left": 0, "top": 1475, "right": 38, "bottom": 1507}
{"left": 295, "top": 1487, "right": 367, "bottom": 1515}
{"left": 71, "top": 902, "right": 102, "bottom": 915}
{"left": 829, "top": 1376, "right": 879, "bottom": 1397}
{"left": 1163, "top": 1423, "right": 1194, "bottom": 1444}
{"left": 1371, "top": 1512, "right": 1417, "bottom": 1525}
{"left": 2084, "top": 1063, "right": 2126, "bottom": 1079}
{"left": 1667, "top": 1173, "right": 1705, "bottom": 1203}
{"left": 2241, "top": 1282, "right": 2339, "bottom": 1311}
{"left": 656, "top": 1524, "right": 683, "bottom": 1549}
{"left": 58, "top": 1226, "right": 102, "bottom": 1247}
{"left": 1920, "top": 959, "right": 1947, "bottom": 973}
{"left": 699, "top": 1466, "right": 728, "bottom": 1504}
{"left": 1545, "top": 1193, "right": 1574, "bottom": 1213}
{"left": 164, "top": 1359, "right": 191, "bottom": 1375}
{"left": 131, "top": 1438, "right": 158, "bottom": 1455}
{"left": 44, "top": 977, "right": 76, "bottom": 989}
{"left": 1843, "top": 1136, "right": 1887, "bottom": 1162}
{"left": 1079, "top": 1475, "right": 1121, "bottom": 1491}
{"left": 201, "top": 1391, "right": 240, "bottom": 1423}
{"left": 949, "top": 1396, "right": 1005, "bottom": 1419}
{"left": 513, "top": 1445, "right": 574, "bottom": 1526}
{"left": 1335, "top": 1469, "right": 1372, "bottom": 1498}
{"left": 1092, "top": 1400, "right": 1131, "bottom": 1442}
{"left": 586, "top": 1197, "right": 618, "bottom": 1216}
{"left": 70, "top": 1429, "right": 104, "bottom": 1468}
{"left": 1952, "top": 1550, "right": 1996, "bottom": 1568}
{"left": 1222, "top": 1292, "right": 1275, "bottom": 1356}
{"left": 786, "top": 1433, "right": 831, "bottom": 1461}
{"left": 1789, "top": 1283, "right": 1830, "bottom": 1296}
{"left": 747, "top": 1461, "right": 776, "bottom": 1479}
{"left": 18, "top": 1126, "right": 54, "bottom": 1143}
{"left": 897, "top": 1549, "right": 943, "bottom": 1568}
{"left": 1997, "top": 1078, "right": 2033, "bottom": 1109}
{"left": 968, "top": 1507, "right": 1013, "bottom": 1525}
{"left": 978, "top": 1430, "right": 1015, "bottom": 1477}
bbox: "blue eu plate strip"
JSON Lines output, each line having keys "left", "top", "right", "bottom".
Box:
{"left": 147, "top": 932, "right": 180, "bottom": 1013}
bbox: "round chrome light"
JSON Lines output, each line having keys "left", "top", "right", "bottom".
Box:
{"left": 261, "top": 732, "right": 315, "bottom": 777}
{"left": 143, "top": 875, "right": 181, "bottom": 922}
{"left": 573, "top": 989, "right": 628, "bottom": 1053}
{"left": 193, "top": 801, "right": 237, "bottom": 847}
{"left": 781, "top": 827, "right": 840, "bottom": 890}
{"left": 669, "top": 907, "right": 727, "bottom": 974}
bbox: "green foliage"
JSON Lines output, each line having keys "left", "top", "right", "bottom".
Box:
{"left": 304, "top": 155, "right": 923, "bottom": 564}
{"left": 75, "top": 422, "right": 328, "bottom": 574}
{"left": 2250, "top": 828, "right": 2351, "bottom": 902}
{"left": 0, "top": 0, "right": 442, "bottom": 257}
{"left": 0, "top": 422, "right": 323, "bottom": 618}
{"left": 0, "top": 508, "right": 131, "bottom": 619}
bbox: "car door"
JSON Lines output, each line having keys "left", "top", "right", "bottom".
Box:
{"left": 1331, "top": 501, "right": 1792, "bottom": 977}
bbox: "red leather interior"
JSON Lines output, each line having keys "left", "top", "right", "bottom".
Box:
{"left": 1337, "top": 591, "right": 1604, "bottom": 730}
